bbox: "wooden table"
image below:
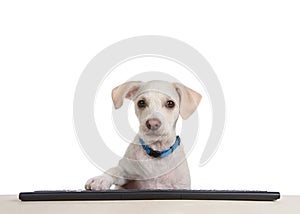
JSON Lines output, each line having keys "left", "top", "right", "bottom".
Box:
{"left": 1, "top": 195, "right": 299, "bottom": 214}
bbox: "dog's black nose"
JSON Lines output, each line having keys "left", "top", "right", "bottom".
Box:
{"left": 146, "top": 118, "right": 161, "bottom": 130}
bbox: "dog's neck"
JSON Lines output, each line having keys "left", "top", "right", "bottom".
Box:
{"left": 138, "top": 131, "right": 177, "bottom": 151}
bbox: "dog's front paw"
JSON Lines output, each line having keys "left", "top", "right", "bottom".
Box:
{"left": 85, "top": 175, "right": 113, "bottom": 190}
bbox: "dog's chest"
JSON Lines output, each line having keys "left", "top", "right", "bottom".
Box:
{"left": 119, "top": 142, "right": 190, "bottom": 189}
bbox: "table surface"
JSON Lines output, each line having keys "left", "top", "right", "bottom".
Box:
{"left": 1, "top": 195, "right": 300, "bottom": 214}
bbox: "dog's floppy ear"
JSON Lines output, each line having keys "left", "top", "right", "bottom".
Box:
{"left": 173, "top": 82, "right": 202, "bottom": 120}
{"left": 112, "top": 81, "right": 142, "bottom": 109}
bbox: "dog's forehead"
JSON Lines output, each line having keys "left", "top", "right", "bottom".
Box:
{"left": 134, "top": 80, "right": 179, "bottom": 102}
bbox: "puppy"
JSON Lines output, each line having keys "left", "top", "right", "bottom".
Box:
{"left": 85, "top": 80, "right": 201, "bottom": 190}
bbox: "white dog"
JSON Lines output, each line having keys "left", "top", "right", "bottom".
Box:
{"left": 85, "top": 80, "right": 201, "bottom": 190}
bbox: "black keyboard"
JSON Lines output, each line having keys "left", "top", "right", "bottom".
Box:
{"left": 19, "top": 189, "right": 280, "bottom": 201}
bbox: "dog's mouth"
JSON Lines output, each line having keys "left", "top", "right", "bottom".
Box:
{"left": 143, "top": 127, "right": 160, "bottom": 134}
{"left": 145, "top": 130, "right": 161, "bottom": 136}
{"left": 142, "top": 125, "right": 171, "bottom": 138}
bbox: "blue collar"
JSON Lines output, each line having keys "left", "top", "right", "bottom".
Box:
{"left": 139, "top": 136, "right": 181, "bottom": 158}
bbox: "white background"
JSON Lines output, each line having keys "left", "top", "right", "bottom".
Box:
{"left": 0, "top": 1, "right": 299, "bottom": 195}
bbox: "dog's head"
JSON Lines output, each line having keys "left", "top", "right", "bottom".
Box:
{"left": 112, "top": 80, "right": 201, "bottom": 138}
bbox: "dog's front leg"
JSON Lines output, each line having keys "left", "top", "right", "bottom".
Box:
{"left": 85, "top": 166, "right": 128, "bottom": 190}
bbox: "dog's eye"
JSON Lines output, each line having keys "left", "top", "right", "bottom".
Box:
{"left": 166, "top": 100, "right": 175, "bottom": 108}
{"left": 137, "top": 100, "right": 146, "bottom": 108}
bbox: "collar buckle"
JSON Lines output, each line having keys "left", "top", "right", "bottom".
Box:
{"left": 148, "top": 148, "right": 162, "bottom": 158}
